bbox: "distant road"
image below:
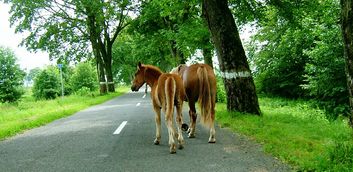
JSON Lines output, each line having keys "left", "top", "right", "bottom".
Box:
{"left": 0, "top": 90, "right": 290, "bottom": 172}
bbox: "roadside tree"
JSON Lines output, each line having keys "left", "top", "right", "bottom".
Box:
{"left": 70, "top": 62, "right": 97, "bottom": 92}
{"left": 32, "top": 66, "right": 60, "bottom": 100}
{"left": 0, "top": 46, "right": 25, "bottom": 103}
{"left": 202, "top": 0, "right": 260, "bottom": 114}
{"left": 340, "top": 0, "right": 353, "bottom": 128}
{"left": 4, "top": 0, "right": 136, "bottom": 93}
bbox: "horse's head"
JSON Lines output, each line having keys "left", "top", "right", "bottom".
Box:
{"left": 170, "top": 64, "right": 187, "bottom": 75}
{"left": 170, "top": 64, "right": 188, "bottom": 78}
{"left": 131, "top": 62, "right": 145, "bottom": 92}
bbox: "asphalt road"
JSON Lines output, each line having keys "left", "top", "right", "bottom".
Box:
{"left": 0, "top": 89, "right": 290, "bottom": 172}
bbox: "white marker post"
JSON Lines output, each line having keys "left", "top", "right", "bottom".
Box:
{"left": 58, "top": 64, "right": 64, "bottom": 98}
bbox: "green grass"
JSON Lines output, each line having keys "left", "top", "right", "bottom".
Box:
{"left": 0, "top": 86, "right": 130, "bottom": 140}
{"left": 216, "top": 96, "right": 353, "bottom": 171}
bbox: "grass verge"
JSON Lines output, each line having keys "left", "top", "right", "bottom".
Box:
{"left": 216, "top": 96, "right": 353, "bottom": 171}
{"left": 0, "top": 86, "right": 130, "bottom": 140}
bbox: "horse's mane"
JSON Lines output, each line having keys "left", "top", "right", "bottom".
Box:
{"left": 143, "top": 64, "right": 163, "bottom": 75}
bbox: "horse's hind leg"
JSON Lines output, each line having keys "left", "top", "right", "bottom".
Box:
{"left": 175, "top": 101, "right": 185, "bottom": 149}
{"left": 165, "top": 113, "right": 177, "bottom": 154}
{"left": 188, "top": 101, "right": 197, "bottom": 138}
{"left": 153, "top": 105, "right": 161, "bottom": 145}
{"left": 208, "top": 90, "right": 217, "bottom": 143}
{"left": 208, "top": 107, "right": 216, "bottom": 143}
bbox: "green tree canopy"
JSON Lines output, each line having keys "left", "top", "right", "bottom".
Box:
{"left": 0, "top": 46, "right": 25, "bottom": 103}
{"left": 25, "top": 67, "right": 42, "bottom": 85}
{"left": 127, "top": 0, "right": 212, "bottom": 65}
{"left": 4, "top": 0, "right": 137, "bottom": 93}
{"left": 247, "top": 0, "right": 348, "bottom": 118}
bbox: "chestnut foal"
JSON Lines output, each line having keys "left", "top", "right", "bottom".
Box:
{"left": 131, "top": 62, "right": 186, "bottom": 153}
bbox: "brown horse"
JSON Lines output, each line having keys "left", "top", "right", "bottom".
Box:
{"left": 171, "top": 63, "right": 217, "bottom": 143}
{"left": 131, "top": 62, "right": 186, "bottom": 154}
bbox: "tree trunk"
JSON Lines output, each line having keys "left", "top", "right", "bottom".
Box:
{"left": 97, "top": 59, "right": 107, "bottom": 94}
{"left": 105, "top": 52, "right": 115, "bottom": 92}
{"left": 86, "top": 5, "right": 116, "bottom": 94}
{"left": 340, "top": 0, "right": 353, "bottom": 128}
{"left": 202, "top": 0, "right": 261, "bottom": 115}
{"left": 86, "top": 12, "right": 107, "bottom": 94}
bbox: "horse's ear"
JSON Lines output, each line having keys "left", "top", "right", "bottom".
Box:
{"left": 178, "top": 64, "right": 185, "bottom": 72}
{"left": 177, "top": 65, "right": 182, "bottom": 72}
{"left": 137, "top": 62, "right": 142, "bottom": 69}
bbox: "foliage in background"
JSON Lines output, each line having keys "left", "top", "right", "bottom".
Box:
{"left": 3, "top": 0, "right": 135, "bottom": 63}
{"left": 112, "top": 29, "right": 168, "bottom": 85}
{"left": 229, "top": 0, "right": 266, "bottom": 27}
{"left": 24, "top": 67, "right": 41, "bottom": 87}
{"left": 0, "top": 46, "right": 25, "bottom": 103}
{"left": 70, "top": 62, "right": 97, "bottom": 92}
{"left": 133, "top": 1, "right": 208, "bottom": 58}
{"left": 112, "top": 0, "right": 213, "bottom": 84}
{"left": 60, "top": 63, "right": 74, "bottom": 96}
{"left": 215, "top": 74, "right": 226, "bottom": 103}
{"left": 247, "top": 0, "right": 347, "bottom": 119}
{"left": 4, "top": 0, "right": 137, "bottom": 93}
{"left": 32, "top": 66, "right": 60, "bottom": 100}
{"left": 301, "top": 1, "right": 348, "bottom": 119}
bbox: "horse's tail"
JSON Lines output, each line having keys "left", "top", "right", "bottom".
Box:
{"left": 197, "top": 66, "right": 212, "bottom": 128}
{"left": 165, "top": 77, "right": 176, "bottom": 118}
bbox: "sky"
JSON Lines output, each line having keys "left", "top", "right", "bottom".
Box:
{"left": 0, "top": 3, "right": 51, "bottom": 72}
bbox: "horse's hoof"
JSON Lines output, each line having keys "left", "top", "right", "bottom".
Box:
{"left": 154, "top": 139, "right": 160, "bottom": 145}
{"left": 188, "top": 133, "right": 195, "bottom": 138}
{"left": 181, "top": 123, "right": 189, "bottom": 132}
{"left": 178, "top": 144, "right": 184, "bottom": 149}
{"left": 170, "top": 144, "right": 177, "bottom": 154}
{"left": 208, "top": 138, "right": 216, "bottom": 143}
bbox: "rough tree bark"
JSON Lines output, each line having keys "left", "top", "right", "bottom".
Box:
{"left": 340, "top": 0, "right": 353, "bottom": 128}
{"left": 87, "top": 13, "right": 107, "bottom": 94}
{"left": 84, "top": 3, "right": 130, "bottom": 93}
{"left": 202, "top": 0, "right": 261, "bottom": 115}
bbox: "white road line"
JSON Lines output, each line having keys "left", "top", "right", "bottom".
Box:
{"left": 136, "top": 103, "right": 141, "bottom": 106}
{"left": 142, "top": 94, "right": 146, "bottom": 99}
{"left": 113, "top": 121, "right": 128, "bottom": 135}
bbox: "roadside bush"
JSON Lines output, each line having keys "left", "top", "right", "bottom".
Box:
{"left": 216, "top": 76, "right": 226, "bottom": 103}
{"left": 70, "top": 62, "right": 97, "bottom": 92}
{"left": 302, "top": 22, "right": 348, "bottom": 120}
{"left": 32, "top": 67, "right": 60, "bottom": 100}
{"left": 75, "top": 87, "right": 91, "bottom": 96}
{"left": 0, "top": 47, "right": 25, "bottom": 103}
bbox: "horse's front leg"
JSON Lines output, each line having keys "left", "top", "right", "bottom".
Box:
{"left": 153, "top": 105, "right": 161, "bottom": 145}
